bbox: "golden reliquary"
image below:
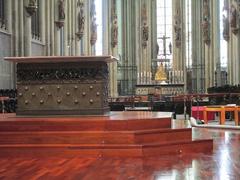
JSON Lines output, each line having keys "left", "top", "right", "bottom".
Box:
{"left": 155, "top": 63, "right": 167, "bottom": 81}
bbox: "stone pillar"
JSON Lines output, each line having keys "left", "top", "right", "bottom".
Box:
{"left": 151, "top": 0, "right": 157, "bottom": 79}
{"left": 54, "top": 0, "right": 60, "bottom": 56}
{"left": 146, "top": 0, "right": 152, "bottom": 74}
{"left": 40, "top": 0, "right": 46, "bottom": 44}
{"left": 139, "top": 0, "right": 151, "bottom": 83}
{"left": 45, "top": 0, "right": 51, "bottom": 55}
{"left": 13, "top": 0, "right": 19, "bottom": 56}
{"left": 228, "top": 0, "right": 240, "bottom": 85}
{"left": 89, "top": 0, "right": 97, "bottom": 55}
{"left": 75, "top": 3, "right": 80, "bottom": 56}
{"left": 110, "top": 0, "right": 118, "bottom": 97}
{"left": 6, "top": 0, "right": 14, "bottom": 88}
{"left": 83, "top": 0, "right": 90, "bottom": 55}
{"left": 229, "top": 28, "right": 240, "bottom": 84}
{"left": 122, "top": 0, "right": 137, "bottom": 94}
{"left": 236, "top": 33, "right": 240, "bottom": 84}
{"left": 211, "top": 0, "right": 221, "bottom": 87}
{"left": 102, "top": 0, "right": 118, "bottom": 97}
{"left": 228, "top": 25, "right": 233, "bottom": 84}
{"left": 192, "top": 0, "right": 204, "bottom": 93}
{"left": 172, "top": 0, "right": 187, "bottom": 92}
{"left": 19, "top": 0, "right": 24, "bottom": 56}
{"left": 24, "top": 0, "right": 32, "bottom": 56}
{"left": 172, "top": 0, "right": 186, "bottom": 72}
{"left": 72, "top": 0, "right": 76, "bottom": 56}
{"left": 6, "top": 0, "right": 12, "bottom": 33}
{"left": 135, "top": 0, "right": 141, "bottom": 81}
{"left": 64, "top": 1, "right": 68, "bottom": 55}
{"left": 68, "top": 0, "right": 72, "bottom": 55}
{"left": 50, "top": 0, "right": 55, "bottom": 55}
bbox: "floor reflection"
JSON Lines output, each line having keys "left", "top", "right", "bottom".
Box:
{"left": 0, "top": 120, "right": 240, "bottom": 179}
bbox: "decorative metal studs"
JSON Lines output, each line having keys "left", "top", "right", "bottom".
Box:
{"left": 25, "top": 100, "right": 29, "bottom": 104}
{"left": 25, "top": 86, "right": 29, "bottom": 91}
{"left": 19, "top": 93, "right": 23, "bottom": 97}
{"left": 32, "top": 92, "right": 36, "bottom": 96}
{"left": 74, "top": 86, "right": 78, "bottom": 89}
{"left": 96, "top": 92, "right": 100, "bottom": 96}
{"left": 57, "top": 99, "right": 62, "bottom": 104}
{"left": 66, "top": 92, "right": 70, "bottom": 96}
{"left": 57, "top": 86, "right": 61, "bottom": 90}
{"left": 89, "top": 85, "right": 93, "bottom": 89}
{"left": 48, "top": 92, "right": 52, "bottom": 96}
{"left": 89, "top": 99, "right": 94, "bottom": 104}
{"left": 40, "top": 100, "right": 44, "bottom": 104}
{"left": 39, "top": 86, "right": 44, "bottom": 90}
{"left": 74, "top": 100, "right": 79, "bottom": 104}
{"left": 82, "top": 92, "right": 86, "bottom": 96}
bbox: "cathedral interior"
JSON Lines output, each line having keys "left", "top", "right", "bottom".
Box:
{"left": 0, "top": 0, "right": 239, "bottom": 95}
{"left": 0, "top": 0, "right": 240, "bottom": 179}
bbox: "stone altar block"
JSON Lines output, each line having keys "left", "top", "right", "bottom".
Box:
{"left": 5, "top": 56, "right": 116, "bottom": 115}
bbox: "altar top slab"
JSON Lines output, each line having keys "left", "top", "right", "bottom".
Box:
{"left": 4, "top": 56, "right": 117, "bottom": 63}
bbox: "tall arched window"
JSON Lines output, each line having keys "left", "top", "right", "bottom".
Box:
{"left": 95, "top": 0, "right": 103, "bottom": 55}
{"left": 156, "top": 0, "right": 172, "bottom": 67}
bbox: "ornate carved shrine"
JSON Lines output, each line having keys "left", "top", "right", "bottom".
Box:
{"left": 5, "top": 56, "right": 116, "bottom": 116}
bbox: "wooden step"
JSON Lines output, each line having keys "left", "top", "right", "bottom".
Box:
{"left": 0, "top": 131, "right": 135, "bottom": 144}
{"left": 0, "top": 118, "right": 171, "bottom": 131}
{"left": 0, "top": 113, "right": 213, "bottom": 158}
{"left": 0, "top": 128, "right": 192, "bottom": 144}
{"left": 134, "top": 128, "right": 192, "bottom": 144}
{"left": 142, "top": 139, "right": 213, "bottom": 156}
{"left": 0, "top": 139, "right": 213, "bottom": 158}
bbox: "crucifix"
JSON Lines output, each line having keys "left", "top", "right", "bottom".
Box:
{"left": 157, "top": 35, "right": 172, "bottom": 62}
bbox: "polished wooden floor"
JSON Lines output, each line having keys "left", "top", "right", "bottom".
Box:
{"left": 0, "top": 113, "right": 239, "bottom": 179}
{"left": 0, "top": 112, "right": 212, "bottom": 158}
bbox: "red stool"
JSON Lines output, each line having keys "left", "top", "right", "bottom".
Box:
{"left": 191, "top": 106, "right": 214, "bottom": 121}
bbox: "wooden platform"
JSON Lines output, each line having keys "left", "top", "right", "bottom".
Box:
{"left": 0, "top": 112, "right": 213, "bottom": 157}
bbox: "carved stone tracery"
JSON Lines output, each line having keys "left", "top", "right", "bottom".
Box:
{"left": 17, "top": 63, "right": 109, "bottom": 83}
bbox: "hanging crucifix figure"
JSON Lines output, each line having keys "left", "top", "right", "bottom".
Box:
{"left": 158, "top": 35, "right": 171, "bottom": 58}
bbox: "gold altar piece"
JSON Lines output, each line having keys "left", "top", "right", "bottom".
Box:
{"left": 155, "top": 63, "right": 167, "bottom": 81}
